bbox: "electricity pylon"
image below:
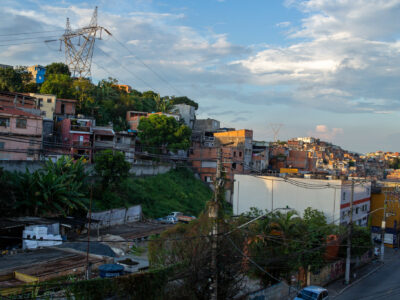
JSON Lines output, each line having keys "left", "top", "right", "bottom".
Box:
{"left": 60, "top": 7, "right": 110, "bottom": 79}
{"left": 269, "top": 123, "right": 283, "bottom": 142}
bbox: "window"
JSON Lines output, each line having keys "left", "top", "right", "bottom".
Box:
{"left": 47, "top": 98, "right": 52, "bottom": 103}
{"left": 356, "top": 207, "right": 359, "bottom": 214}
{"left": 239, "top": 151, "right": 242, "bottom": 157}
{"left": 38, "top": 98, "right": 43, "bottom": 107}
{"left": 27, "top": 148, "right": 34, "bottom": 156}
{"left": 0, "top": 117, "right": 9, "bottom": 127}
{"left": 233, "top": 151, "right": 236, "bottom": 157}
{"left": 0, "top": 142, "right": 4, "bottom": 149}
{"left": 16, "top": 118, "right": 27, "bottom": 129}
{"left": 343, "top": 192, "right": 346, "bottom": 201}
{"left": 29, "top": 139, "right": 35, "bottom": 146}
{"left": 232, "top": 163, "right": 237, "bottom": 169}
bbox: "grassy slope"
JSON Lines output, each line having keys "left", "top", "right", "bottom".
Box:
{"left": 98, "top": 168, "right": 213, "bottom": 219}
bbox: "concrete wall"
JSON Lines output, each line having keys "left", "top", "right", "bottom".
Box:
{"left": 0, "top": 160, "right": 174, "bottom": 176}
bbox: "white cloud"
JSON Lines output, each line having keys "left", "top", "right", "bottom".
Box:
{"left": 276, "top": 21, "right": 291, "bottom": 28}
{"left": 309, "top": 125, "right": 343, "bottom": 141}
{"left": 233, "top": 0, "right": 400, "bottom": 113}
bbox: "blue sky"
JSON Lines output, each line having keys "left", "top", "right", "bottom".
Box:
{"left": 2, "top": 0, "right": 400, "bottom": 153}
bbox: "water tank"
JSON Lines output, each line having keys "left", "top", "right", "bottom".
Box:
{"left": 98, "top": 264, "right": 124, "bottom": 278}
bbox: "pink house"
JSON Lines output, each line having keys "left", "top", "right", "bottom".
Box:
{"left": 0, "top": 106, "right": 42, "bottom": 160}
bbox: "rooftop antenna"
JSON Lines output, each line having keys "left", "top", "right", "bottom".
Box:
{"left": 270, "top": 123, "right": 283, "bottom": 142}
{"left": 60, "top": 7, "right": 110, "bottom": 79}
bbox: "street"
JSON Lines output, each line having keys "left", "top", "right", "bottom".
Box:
{"left": 335, "top": 248, "right": 400, "bottom": 300}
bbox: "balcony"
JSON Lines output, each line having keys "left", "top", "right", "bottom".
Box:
{"left": 70, "top": 125, "right": 91, "bottom": 132}
{"left": 72, "top": 140, "right": 91, "bottom": 148}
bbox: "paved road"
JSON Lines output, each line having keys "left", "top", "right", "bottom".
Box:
{"left": 336, "top": 248, "right": 400, "bottom": 300}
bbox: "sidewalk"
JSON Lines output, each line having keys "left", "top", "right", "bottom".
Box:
{"left": 326, "top": 247, "right": 397, "bottom": 298}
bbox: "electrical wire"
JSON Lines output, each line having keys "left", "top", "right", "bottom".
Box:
{"left": 110, "top": 34, "right": 184, "bottom": 96}
{"left": 0, "top": 29, "right": 65, "bottom": 37}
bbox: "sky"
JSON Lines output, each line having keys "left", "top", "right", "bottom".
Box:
{"left": 1, "top": 0, "right": 400, "bottom": 153}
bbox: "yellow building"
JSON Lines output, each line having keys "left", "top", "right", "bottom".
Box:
{"left": 27, "top": 65, "right": 45, "bottom": 84}
{"left": 370, "top": 184, "right": 400, "bottom": 248}
{"left": 29, "top": 93, "right": 57, "bottom": 120}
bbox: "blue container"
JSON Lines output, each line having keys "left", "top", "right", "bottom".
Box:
{"left": 98, "top": 264, "right": 124, "bottom": 278}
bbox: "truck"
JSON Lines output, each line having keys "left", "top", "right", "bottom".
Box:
{"left": 167, "top": 212, "right": 196, "bottom": 223}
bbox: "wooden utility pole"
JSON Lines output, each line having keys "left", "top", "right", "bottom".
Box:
{"left": 86, "top": 185, "right": 93, "bottom": 280}
{"left": 209, "top": 147, "right": 223, "bottom": 300}
{"left": 345, "top": 179, "right": 354, "bottom": 285}
{"left": 381, "top": 190, "right": 387, "bottom": 262}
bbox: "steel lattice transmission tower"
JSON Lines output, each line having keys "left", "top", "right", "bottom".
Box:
{"left": 269, "top": 123, "right": 284, "bottom": 142}
{"left": 60, "top": 7, "right": 109, "bottom": 79}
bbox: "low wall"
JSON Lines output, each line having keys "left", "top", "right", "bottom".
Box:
{"left": 310, "top": 251, "right": 372, "bottom": 286}
{"left": 0, "top": 160, "right": 174, "bottom": 177}
{"left": 0, "top": 160, "right": 45, "bottom": 173}
{"left": 90, "top": 205, "right": 142, "bottom": 228}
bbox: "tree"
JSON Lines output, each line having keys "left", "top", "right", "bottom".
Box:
{"left": 154, "top": 94, "right": 172, "bottom": 113}
{"left": 0, "top": 67, "right": 23, "bottom": 92}
{"left": 138, "top": 114, "right": 191, "bottom": 153}
{"left": 3, "top": 157, "right": 88, "bottom": 217}
{"left": 149, "top": 213, "right": 245, "bottom": 299}
{"left": 170, "top": 96, "right": 199, "bottom": 110}
{"left": 94, "top": 150, "right": 131, "bottom": 188}
{"left": 40, "top": 74, "right": 74, "bottom": 98}
{"left": 73, "top": 78, "right": 95, "bottom": 111}
{"left": 45, "top": 62, "right": 71, "bottom": 76}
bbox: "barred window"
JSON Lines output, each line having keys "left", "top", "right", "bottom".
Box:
{"left": 16, "top": 118, "right": 27, "bottom": 129}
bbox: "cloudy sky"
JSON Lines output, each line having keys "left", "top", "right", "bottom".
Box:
{"left": 2, "top": 0, "right": 400, "bottom": 153}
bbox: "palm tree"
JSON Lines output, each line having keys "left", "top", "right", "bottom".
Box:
{"left": 154, "top": 94, "right": 172, "bottom": 113}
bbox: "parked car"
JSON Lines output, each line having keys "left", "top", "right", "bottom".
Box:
{"left": 168, "top": 212, "right": 196, "bottom": 223}
{"left": 157, "top": 216, "right": 177, "bottom": 224}
{"left": 294, "top": 286, "right": 329, "bottom": 300}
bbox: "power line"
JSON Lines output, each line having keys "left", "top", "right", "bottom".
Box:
{"left": 94, "top": 45, "right": 155, "bottom": 91}
{"left": 0, "top": 29, "right": 65, "bottom": 37}
{"left": 110, "top": 34, "right": 184, "bottom": 96}
{"left": 0, "top": 40, "right": 57, "bottom": 47}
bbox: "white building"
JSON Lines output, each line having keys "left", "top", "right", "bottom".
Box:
{"left": 172, "top": 104, "right": 196, "bottom": 129}
{"left": 296, "top": 137, "right": 316, "bottom": 144}
{"left": 233, "top": 175, "right": 371, "bottom": 226}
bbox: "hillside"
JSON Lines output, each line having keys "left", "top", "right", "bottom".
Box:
{"left": 94, "top": 168, "right": 213, "bottom": 218}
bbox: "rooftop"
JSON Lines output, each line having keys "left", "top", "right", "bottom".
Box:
{"left": 0, "top": 106, "right": 41, "bottom": 118}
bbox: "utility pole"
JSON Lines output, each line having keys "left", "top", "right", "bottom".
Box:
{"left": 381, "top": 190, "right": 387, "bottom": 262}
{"left": 209, "top": 147, "right": 223, "bottom": 300}
{"left": 345, "top": 179, "right": 354, "bottom": 285}
{"left": 86, "top": 185, "right": 93, "bottom": 280}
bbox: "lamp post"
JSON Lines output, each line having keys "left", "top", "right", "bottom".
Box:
{"left": 234, "top": 207, "right": 292, "bottom": 231}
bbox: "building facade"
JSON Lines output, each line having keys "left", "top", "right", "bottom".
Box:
{"left": 0, "top": 106, "right": 42, "bottom": 160}
{"left": 172, "top": 104, "right": 196, "bottom": 129}
{"left": 60, "top": 118, "right": 93, "bottom": 161}
{"left": 27, "top": 65, "right": 45, "bottom": 84}
{"left": 370, "top": 184, "right": 400, "bottom": 248}
{"left": 55, "top": 98, "right": 76, "bottom": 117}
{"left": 29, "top": 93, "right": 56, "bottom": 120}
{"left": 233, "top": 174, "right": 371, "bottom": 226}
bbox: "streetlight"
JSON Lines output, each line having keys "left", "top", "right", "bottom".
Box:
{"left": 233, "top": 206, "right": 292, "bottom": 232}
